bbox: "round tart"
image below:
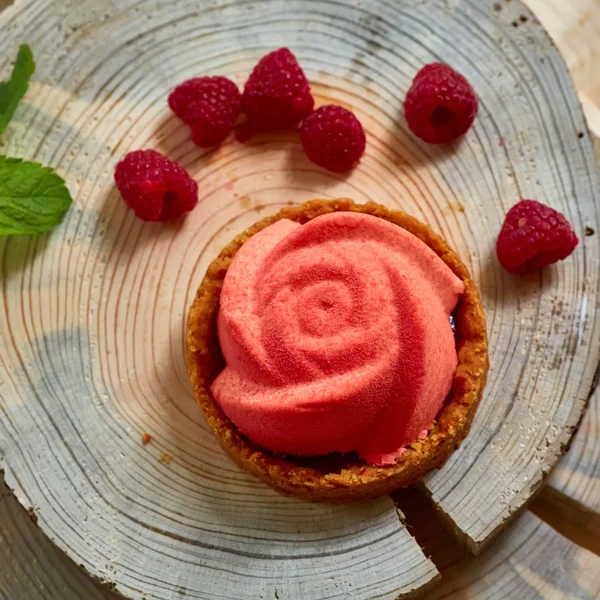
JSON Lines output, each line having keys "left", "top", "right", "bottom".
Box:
{"left": 186, "top": 199, "right": 488, "bottom": 502}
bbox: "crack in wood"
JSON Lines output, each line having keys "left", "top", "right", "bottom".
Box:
{"left": 531, "top": 487, "right": 600, "bottom": 557}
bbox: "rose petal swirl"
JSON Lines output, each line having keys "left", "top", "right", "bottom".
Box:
{"left": 212, "top": 212, "right": 465, "bottom": 465}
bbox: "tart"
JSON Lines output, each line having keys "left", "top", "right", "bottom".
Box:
{"left": 186, "top": 198, "right": 488, "bottom": 502}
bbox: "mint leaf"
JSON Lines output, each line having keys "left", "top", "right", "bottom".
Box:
{"left": 0, "top": 156, "right": 73, "bottom": 235}
{"left": 0, "top": 44, "right": 35, "bottom": 135}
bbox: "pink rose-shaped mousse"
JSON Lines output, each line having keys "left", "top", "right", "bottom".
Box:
{"left": 212, "top": 212, "right": 464, "bottom": 465}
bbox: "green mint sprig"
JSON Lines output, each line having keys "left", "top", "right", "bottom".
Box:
{"left": 0, "top": 44, "right": 35, "bottom": 134}
{"left": 0, "top": 156, "right": 73, "bottom": 235}
{"left": 0, "top": 44, "right": 73, "bottom": 236}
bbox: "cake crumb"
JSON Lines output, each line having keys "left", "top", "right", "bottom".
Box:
{"left": 27, "top": 507, "right": 38, "bottom": 525}
{"left": 159, "top": 453, "right": 172, "bottom": 464}
{"left": 142, "top": 433, "right": 152, "bottom": 445}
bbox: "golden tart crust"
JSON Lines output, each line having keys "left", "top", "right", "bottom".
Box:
{"left": 186, "top": 199, "right": 489, "bottom": 502}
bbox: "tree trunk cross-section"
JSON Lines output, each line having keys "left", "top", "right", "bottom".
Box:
{"left": 0, "top": 0, "right": 598, "bottom": 598}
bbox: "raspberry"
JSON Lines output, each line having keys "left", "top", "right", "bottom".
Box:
{"left": 404, "top": 63, "right": 478, "bottom": 144}
{"left": 241, "top": 48, "right": 314, "bottom": 130}
{"left": 300, "top": 105, "right": 366, "bottom": 172}
{"left": 168, "top": 76, "right": 241, "bottom": 147}
{"left": 114, "top": 150, "right": 198, "bottom": 222}
{"left": 496, "top": 200, "right": 579, "bottom": 274}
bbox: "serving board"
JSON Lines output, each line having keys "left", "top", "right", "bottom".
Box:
{"left": 0, "top": 0, "right": 599, "bottom": 599}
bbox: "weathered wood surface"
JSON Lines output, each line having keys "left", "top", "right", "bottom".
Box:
{"left": 395, "top": 487, "right": 600, "bottom": 600}
{"left": 0, "top": 479, "right": 116, "bottom": 599}
{"left": 3, "top": 478, "right": 600, "bottom": 600}
{"left": 0, "top": 0, "right": 599, "bottom": 599}
{"left": 525, "top": 0, "right": 600, "bottom": 137}
{"left": 530, "top": 139, "right": 600, "bottom": 556}
{"left": 531, "top": 380, "right": 600, "bottom": 555}
{"left": 428, "top": 517, "right": 600, "bottom": 600}
{"left": 541, "top": 142, "right": 600, "bottom": 514}
{"left": 415, "top": 0, "right": 599, "bottom": 554}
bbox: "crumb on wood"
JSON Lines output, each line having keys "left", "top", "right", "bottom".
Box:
{"left": 27, "top": 507, "right": 38, "bottom": 525}
{"left": 142, "top": 433, "right": 152, "bottom": 445}
{"left": 577, "top": 131, "right": 585, "bottom": 139}
{"left": 444, "top": 202, "right": 465, "bottom": 216}
{"left": 159, "top": 453, "right": 172, "bottom": 464}
{"left": 584, "top": 226, "right": 595, "bottom": 236}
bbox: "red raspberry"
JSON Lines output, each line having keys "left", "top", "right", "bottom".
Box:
{"left": 241, "top": 48, "right": 314, "bottom": 130}
{"left": 168, "top": 76, "right": 241, "bottom": 147}
{"left": 404, "top": 63, "right": 478, "bottom": 144}
{"left": 496, "top": 200, "right": 579, "bottom": 274}
{"left": 300, "top": 105, "right": 366, "bottom": 172}
{"left": 114, "top": 150, "right": 198, "bottom": 222}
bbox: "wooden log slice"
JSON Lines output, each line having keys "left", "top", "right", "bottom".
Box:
{"left": 394, "top": 487, "right": 600, "bottom": 600}
{"left": 0, "top": 0, "right": 598, "bottom": 598}
{"left": 533, "top": 380, "right": 600, "bottom": 555}
{"left": 536, "top": 147, "right": 600, "bottom": 554}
